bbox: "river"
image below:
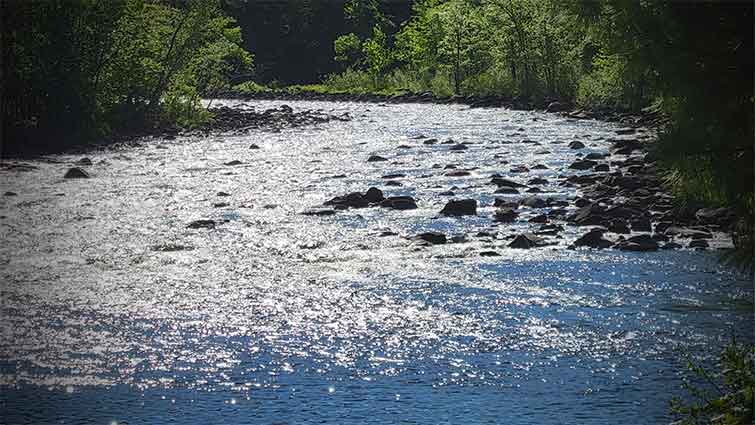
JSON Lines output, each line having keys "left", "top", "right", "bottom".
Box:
{"left": 1, "top": 99, "right": 752, "bottom": 424}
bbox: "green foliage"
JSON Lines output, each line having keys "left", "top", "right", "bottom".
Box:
{"left": 576, "top": 53, "right": 631, "bottom": 110}
{"left": 323, "top": 67, "right": 376, "bottom": 93}
{"left": 671, "top": 341, "right": 754, "bottom": 425}
{"left": 334, "top": 33, "right": 362, "bottom": 65}
{"left": 361, "top": 25, "right": 392, "bottom": 85}
{"left": 327, "top": 0, "right": 587, "bottom": 99}
{"left": 2, "top": 0, "right": 252, "bottom": 151}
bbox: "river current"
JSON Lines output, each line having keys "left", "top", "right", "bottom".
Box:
{"left": 1, "top": 99, "right": 752, "bottom": 424}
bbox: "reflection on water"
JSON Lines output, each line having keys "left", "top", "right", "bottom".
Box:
{"left": 1, "top": 99, "right": 751, "bottom": 424}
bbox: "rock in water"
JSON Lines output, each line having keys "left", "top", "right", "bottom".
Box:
{"left": 415, "top": 232, "right": 447, "bottom": 245}
{"left": 381, "top": 196, "right": 418, "bottom": 210}
{"left": 367, "top": 155, "right": 387, "bottom": 162}
{"left": 574, "top": 229, "right": 612, "bottom": 248}
{"left": 363, "top": 187, "right": 385, "bottom": 204}
{"left": 616, "top": 234, "right": 659, "bottom": 251}
{"left": 569, "top": 141, "right": 585, "bottom": 149}
{"left": 440, "top": 199, "right": 477, "bottom": 216}
{"left": 569, "top": 159, "right": 598, "bottom": 170}
{"left": 187, "top": 219, "right": 215, "bottom": 229}
{"left": 494, "top": 207, "right": 519, "bottom": 223}
{"left": 224, "top": 160, "right": 243, "bottom": 166}
{"left": 324, "top": 192, "right": 369, "bottom": 209}
{"left": 64, "top": 167, "right": 89, "bottom": 179}
{"left": 508, "top": 233, "right": 542, "bottom": 249}
{"left": 302, "top": 208, "right": 336, "bottom": 216}
{"left": 520, "top": 196, "right": 547, "bottom": 209}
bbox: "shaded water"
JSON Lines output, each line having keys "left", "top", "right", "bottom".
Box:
{"left": 1, "top": 100, "right": 752, "bottom": 424}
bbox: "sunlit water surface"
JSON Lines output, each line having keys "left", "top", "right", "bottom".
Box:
{"left": 1, "top": 100, "right": 752, "bottom": 424}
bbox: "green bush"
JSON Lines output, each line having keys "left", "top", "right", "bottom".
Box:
{"left": 671, "top": 341, "right": 754, "bottom": 425}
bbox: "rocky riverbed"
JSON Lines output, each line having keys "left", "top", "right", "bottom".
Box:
{"left": 1, "top": 99, "right": 751, "bottom": 425}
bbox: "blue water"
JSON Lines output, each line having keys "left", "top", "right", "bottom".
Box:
{"left": 1, "top": 100, "right": 752, "bottom": 424}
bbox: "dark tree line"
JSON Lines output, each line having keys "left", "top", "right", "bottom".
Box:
{"left": 223, "top": 0, "right": 412, "bottom": 84}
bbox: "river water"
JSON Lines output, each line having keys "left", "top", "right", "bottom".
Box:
{"left": 1, "top": 99, "right": 752, "bottom": 424}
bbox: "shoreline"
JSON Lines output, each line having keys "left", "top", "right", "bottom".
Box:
{"left": 215, "top": 88, "right": 668, "bottom": 128}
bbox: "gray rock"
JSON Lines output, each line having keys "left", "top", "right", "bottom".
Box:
{"left": 574, "top": 229, "right": 612, "bottom": 248}
{"left": 64, "top": 167, "right": 89, "bottom": 179}
{"left": 569, "top": 159, "right": 598, "bottom": 170}
{"left": 520, "top": 196, "right": 546, "bottom": 208}
{"left": 508, "top": 233, "right": 543, "bottom": 249}
{"left": 494, "top": 207, "right": 519, "bottom": 222}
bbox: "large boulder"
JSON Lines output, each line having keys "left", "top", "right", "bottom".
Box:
{"left": 440, "top": 199, "right": 477, "bottom": 216}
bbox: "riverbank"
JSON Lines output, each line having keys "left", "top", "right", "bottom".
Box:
{"left": 217, "top": 86, "right": 669, "bottom": 128}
